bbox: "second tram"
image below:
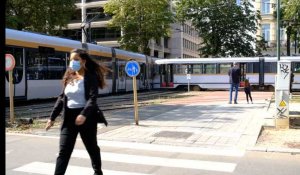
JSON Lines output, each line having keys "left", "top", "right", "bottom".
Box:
{"left": 155, "top": 57, "right": 300, "bottom": 91}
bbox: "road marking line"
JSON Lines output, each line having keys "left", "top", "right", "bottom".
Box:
{"left": 13, "top": 162, "right": 150, "bottom": 175}
{"left": 98, "top": 140, "right": 245, "bottom": 157}
{"left": 6, "top": 133, "right": 244, "bottom": 157}
{"left": 72, "top": 150, "right": 236, "bottom": 172}
{"left": 6, "top": 149, "right": 13, "bottom": 154}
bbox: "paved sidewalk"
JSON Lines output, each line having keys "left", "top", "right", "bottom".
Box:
{"left": 27, "top": 91, "right": 300, "bottom": 153}
{"left": 98, "top": 101, "right": 268, "bottom": 150}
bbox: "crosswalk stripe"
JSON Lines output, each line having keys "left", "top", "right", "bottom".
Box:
{"left": 98, "top": 140, "right": 245, "bottom": 157}
{"left": 13, "top": 162, "right": 150, "bottom": 175}
{"left": 6, "top": 134, "right": 245, "bottom": 157}
{"left": 72, "top": 150, "right": 236, "bottom": 173}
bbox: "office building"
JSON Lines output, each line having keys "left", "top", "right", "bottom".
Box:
{"left": 62, "top": 0, "right": 201, "bottom": 59}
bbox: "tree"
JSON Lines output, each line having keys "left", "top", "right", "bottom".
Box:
{"left": 6, "top": 0, "right": 76, "bottom": 35}
{"left": 256, "top": 36, "right": 267, "bottom": 56}
{"left": 282, "top": 0, "right": 300, "bottom": 55}
{"left": 176, "top": 0, "right": 261, "bottom": 57}
{"left": 104, "top": 0, "right": 174, "bottom": 54}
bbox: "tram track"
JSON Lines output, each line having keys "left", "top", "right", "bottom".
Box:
{"left": 5, "top": 90, "right": 192, "bottom": 121}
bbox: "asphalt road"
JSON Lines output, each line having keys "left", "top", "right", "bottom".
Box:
{"left": 6, "top": 133, "right": 300, "bottom": 175}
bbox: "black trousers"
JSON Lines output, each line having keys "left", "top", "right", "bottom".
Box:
{"left": 54, "top": 107, "right": 103, "bottom": 175}
{"left": 244, "top": 88, "right": 253, "bottom": 102}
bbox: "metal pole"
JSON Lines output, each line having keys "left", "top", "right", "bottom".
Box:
{"left": 295, "top": 30, "right": 297, "bottom": 54}
{"left": 81, "top": 0, "right": 87, "bottom": 43}
{"left": 89, "top": 22, "right": 92, "bottom": 43}
{"left": 181, "top": 22, "right": 184, "bottom": 58}
{"left": 277, "top": 0, "right": 281, "bottom": 61}
{"left": 9, "top": 70, "right": 15, "bottom": 123}
{"left": 133, "top": 76, "right": 139, "bottom": 125}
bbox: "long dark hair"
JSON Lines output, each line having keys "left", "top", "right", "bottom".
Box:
{"left": 62, "top": 48, "right": 110, "bottom": 89}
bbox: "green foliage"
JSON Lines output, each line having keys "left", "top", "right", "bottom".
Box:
{"left": 176, "top": 0, "right": 260, "bottom": 57}
{"left": 104, "top": 0, "right": 174, "bottom": 54}
{"left": 282, "top": 0, "right": 300, "bottom": 55}
{"left": 6, "top": 0, "right": 76, "bottom": 35}
{"left": 255, "top": 35, "right": 267, "bottom": 56}
{"left": 282, "top": 0, "right": 300, "bottom": 21}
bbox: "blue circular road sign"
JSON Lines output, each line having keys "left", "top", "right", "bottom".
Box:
{"left": 125, "top": 61, "right": 140, "bottom": 77}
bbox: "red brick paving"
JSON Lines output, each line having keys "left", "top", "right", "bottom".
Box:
{"left": 163, "top": 91, "right": 274, "bottom": 105}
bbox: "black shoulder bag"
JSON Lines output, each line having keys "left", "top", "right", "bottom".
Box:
{"left": 97, "top": 106, "right": 108, "bottom": 126}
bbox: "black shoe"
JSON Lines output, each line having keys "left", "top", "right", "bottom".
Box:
{"left": 234, "top": 101, "right": 238, "bottom": 104}
{"left": 228, "top": 101, "right": 232, "bottom": 104}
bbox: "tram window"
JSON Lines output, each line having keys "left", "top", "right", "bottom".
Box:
{"left": 26, "top": 49, "right": 66, "bottom": 80}
{"left": 5, "top": 46, "right": 24, "bottom": 84}
{"left": 151, "top": 64, "right": 159, "bottom": 78}
{"left": 137, "top": 63, "right": 146, "bottom": 79}
{"left": 264, "top": 62, "right": 277, "bottom": 73}
{"left": 203, "top": 64, "right": 216, "bottom": 74}
{"left": 90, "top": 55, "right": 113, "bottom": 79}
{"left": 246, "top": 62, "right": 260, "bottom": 73}
{"left": 47, "top": 52, "right": 66, "bottom": 79}
{"left": 174, "top": 65, "right": 188, "bottom": 74}
{"left": 219, "top": 64, "right": 231, "bottom": 74}
{"left": 192, "top": 64, "right": 202, "bottom": 74}
{"left": 294, "top": 62, "right": 300, "bottom": 73}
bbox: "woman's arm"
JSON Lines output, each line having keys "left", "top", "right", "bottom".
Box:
{"left": 80, "top": 73, "right": 98, "bottom": 118}
{"left": 49, "top": 91, "right": 64, "bottom": 121}
{"left": 46, "top": 91, "right": 64, "bottom": 130}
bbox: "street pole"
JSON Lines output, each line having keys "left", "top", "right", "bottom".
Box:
{"left": 277, "top": 0, "right": 280, "bottom": 61}
{"left": 81, "top": 0, "right": 87, "bottom": 43}
{"left": 181, "top": 22, "right": 184, "bottom": 59}
{"left": 275, "top": 0, "right": 290, "bottom": 129}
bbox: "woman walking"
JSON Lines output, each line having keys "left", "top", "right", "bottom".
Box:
{"left": 45, "top": 48, "right": 109, "bottom": 175}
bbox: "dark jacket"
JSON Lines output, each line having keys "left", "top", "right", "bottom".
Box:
{"left": 50, "top": 72, "right": 99, "bottom": 122}
{"left": 228, "top": 66, "right": 241, "bottom": 84}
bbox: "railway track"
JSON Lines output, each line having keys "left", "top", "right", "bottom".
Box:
{"left": 5, "top": 90, "right": 193, "bottom": 121}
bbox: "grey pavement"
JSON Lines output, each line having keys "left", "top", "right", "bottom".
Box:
{"left": 98, "top": 101, "right": 268, "bottom": 150}
{"left": 28, "top": 93, "right": 300, "bottom": 153}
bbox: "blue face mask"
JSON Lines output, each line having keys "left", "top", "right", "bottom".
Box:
{"left": 69, "top": 60, "right": 81, "bottom": 71}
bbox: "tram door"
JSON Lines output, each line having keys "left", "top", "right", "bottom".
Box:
{"left": 139, "top": 63, "right": 147, "bottom": 89}
{"left": 5, "top": 47, "right": 26, "bottom": 99}
{"left": 117, "top": 60, "right": 126, "bottom": 92}
{"left": 160, "top": 64, "right": 173, "bottom": 87}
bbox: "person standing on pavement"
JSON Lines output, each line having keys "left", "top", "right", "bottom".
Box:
{"left": 45, "top": 48, "right": 109, "bottom": 175}
{"left": 244, "top": 78, "right": 253, "bottom": 104}
{"left": 228, "top": 62, "right": 241, "bottom": 104}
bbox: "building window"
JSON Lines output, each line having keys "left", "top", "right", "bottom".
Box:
{"left": 262, "top": 0, "right": 271, "bottom": 14}
{"left": 164, "top": 37, "right": 169, "bottom": 48}
{"left": 262, "top": 24, "right": 270, "bottom": 42}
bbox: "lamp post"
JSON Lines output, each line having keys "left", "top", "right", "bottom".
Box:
{"left": 277, "top": 0, "right": 280, "bottom": 61}
{"left": 181, "top": 22, "right": 184, "bottom": 59}
{"left": 81, "top": 0, "right": 87, "bottom": 43}
{"left": 81, "top": 0, "right": 103, "bottom": 44}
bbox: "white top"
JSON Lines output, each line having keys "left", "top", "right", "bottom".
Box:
{"left": 64, "top": 79, "right": 86, "bottom": 108}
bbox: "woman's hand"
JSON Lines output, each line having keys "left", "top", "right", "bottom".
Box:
{"left": 75, "top": 115, "right": 86, "bottom": 125}
{"left": 45, "top": 120, "right": 55, "bottom": 131}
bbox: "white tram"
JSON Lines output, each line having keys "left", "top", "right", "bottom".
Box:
{"left": 5, "top": 28, "right": 158, "bottom": 100}
{"left": 155, "top": 57, "right": 300, "bottom": 91}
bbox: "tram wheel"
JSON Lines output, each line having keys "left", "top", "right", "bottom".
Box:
{"left": 268, "top": 85, "right": 275, "bottom": 91}
{"left": 192, "top": 85, "right": 201, "bottom": 91}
